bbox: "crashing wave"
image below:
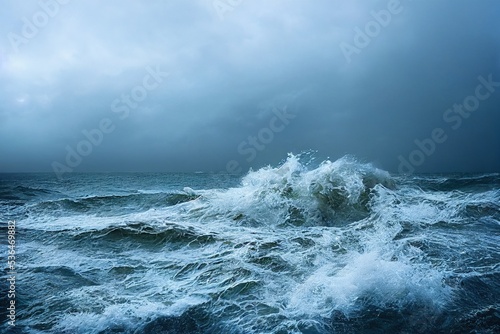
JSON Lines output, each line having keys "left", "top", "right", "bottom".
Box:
{"left": 194, "top": 154, "right": 395, "bottom": 226}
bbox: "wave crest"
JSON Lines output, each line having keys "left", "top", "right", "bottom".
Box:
{"left": 198, "top": 154, "right": 395, "bottom": 226}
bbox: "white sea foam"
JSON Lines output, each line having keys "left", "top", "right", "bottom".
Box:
{"left": 287, "top": 250, "right": 450, "bottom": 317}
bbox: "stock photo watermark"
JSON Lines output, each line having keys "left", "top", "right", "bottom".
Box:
{"left": 398, "top": 74, "right": 499, "bottom": 174}
{"left": 340, "top": 0, "right": 411, "bottom": 64}
{"left": 6, "top": 220, "right": 17, "bottom": 327}
{"left": 226, "top": 106, "right": 295, "bottom": 174}
{"left": 7, "top": 0, "right": 70, "bottom": 53}
{"left": 51, "top": 65, "right": 169, "bottom": 180}
{"left": 213, "top": 0, "right": 244, "bottom": 21}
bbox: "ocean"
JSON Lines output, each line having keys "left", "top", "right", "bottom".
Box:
{"left": 1, "top": 154, "right": 499, "bottom": 333}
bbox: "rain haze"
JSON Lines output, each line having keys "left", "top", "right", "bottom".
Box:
{"left": 1, "top": 0, "right": 499, "bottom": 175}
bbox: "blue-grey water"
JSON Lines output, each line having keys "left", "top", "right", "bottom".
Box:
{"left": 1, "top": 155, "right": 499, "bottom": 333}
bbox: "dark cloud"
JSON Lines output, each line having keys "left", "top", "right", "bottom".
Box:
{"left": 1, "top": 0, "right": 499, "bottom": 175}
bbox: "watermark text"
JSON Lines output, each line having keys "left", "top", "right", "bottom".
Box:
{"left": 6, "top": 220, "right": 17, "bottom": 327}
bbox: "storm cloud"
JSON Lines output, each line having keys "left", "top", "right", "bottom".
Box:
{"left": 1, "top": 0, "right": 499, "bottom": 175}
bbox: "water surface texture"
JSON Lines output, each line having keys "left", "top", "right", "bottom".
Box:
{"left": 1, "top": 155, "right": 499, "bottom": 333}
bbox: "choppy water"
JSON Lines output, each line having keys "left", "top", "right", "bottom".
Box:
{"left": 1, "top": 155, "right": 499, "bottom": 333}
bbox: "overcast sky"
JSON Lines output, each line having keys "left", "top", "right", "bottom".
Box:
{"left": 1, "top": 0, "right": 499, "bottom": 175}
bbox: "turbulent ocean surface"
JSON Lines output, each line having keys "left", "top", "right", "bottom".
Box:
{"left": 1, "top": 155, "right": 499, "bottom": 333}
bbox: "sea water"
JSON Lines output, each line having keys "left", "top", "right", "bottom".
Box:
{"left": 0, "top": 154, "right": 499, "bottom": 333}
